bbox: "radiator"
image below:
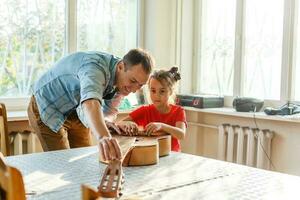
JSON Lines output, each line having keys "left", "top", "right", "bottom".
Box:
{"left": 218, "top": 124, "right": 274, "bottom": 169}
{"left": 10, "top": 130, "right": 38, "bottom": 155}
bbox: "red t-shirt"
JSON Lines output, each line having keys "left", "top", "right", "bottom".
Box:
{"left": 129, "top": 104, "right": 187, "bottom": 152}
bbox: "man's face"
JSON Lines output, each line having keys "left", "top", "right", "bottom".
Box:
{"left": 116, "top": 62, "right": 150, "bottom": 96}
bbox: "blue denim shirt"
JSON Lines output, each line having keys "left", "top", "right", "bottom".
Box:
{"left": 33, "top": 51, "right": 124, "bottom": 132}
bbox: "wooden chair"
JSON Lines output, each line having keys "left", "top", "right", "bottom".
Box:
{"left": 82, "top": 185, "right": 101, "bottom": 200}
{"left": 0, "top": 152, "right": 26, "bottom": 200}
{"left": 0, "top": 103, "right": 10, "bottom": 156}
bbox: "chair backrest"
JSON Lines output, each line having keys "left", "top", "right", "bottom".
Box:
{"left": 0, "top": 152, "right": 26, "bottom": 200}
{"left": 0, "top": 103, "right": 10, "bottom": 156}
{"left": 81, "top": 185, "right": 101, "bottom": 200}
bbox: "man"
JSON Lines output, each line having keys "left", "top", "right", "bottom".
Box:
{"left": 27, "top": 49, "right": 154, "bottom": 161}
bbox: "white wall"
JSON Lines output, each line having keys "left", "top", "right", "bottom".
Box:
{"left": 180, "top": 110, "right": 300, "bottom": 176}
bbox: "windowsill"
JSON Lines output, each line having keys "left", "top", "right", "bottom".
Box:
{"left": 184, "top": 106, "right": 300, "bottom": 123}
{"left": 7, "top": 110, "right": 29, "bottom": 122}
{"left": 7, "top": 109, "right": 133, "bottom": 122}
{"left": 7, "top": 107, "right": 300, "bottom": 123}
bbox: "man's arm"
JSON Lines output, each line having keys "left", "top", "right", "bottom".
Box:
{"left": 82, "top": 99, "right": 121, "bottom": 161}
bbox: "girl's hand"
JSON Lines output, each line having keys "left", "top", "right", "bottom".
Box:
{"left": 117, "top": 121, "right": 139, "bottom": 136}
{"left": 145, "top": 122, "right": 164, "bottom": 136}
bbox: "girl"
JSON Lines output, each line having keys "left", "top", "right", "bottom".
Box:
{"left": 118, "top": 67, "right": 187, "bottom": 152}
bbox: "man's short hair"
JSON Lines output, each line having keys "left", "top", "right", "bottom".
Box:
{"left": 123, "top": 48, "right": 154, "bottom": 74}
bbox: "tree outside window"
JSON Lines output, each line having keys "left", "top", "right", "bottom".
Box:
{"left": 0, "top": 0, "right": 65, "bottom": 97}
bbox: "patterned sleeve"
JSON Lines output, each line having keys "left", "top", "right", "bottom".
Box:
{"left": 76, "top": 64, "right": 108, "bottom": 128}
{"left": 77, "top": 63, "right": 108, "bottom": 104}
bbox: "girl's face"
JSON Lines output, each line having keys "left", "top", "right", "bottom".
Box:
{"left": 149, "top": 78, "right": 172, "bottom": 107}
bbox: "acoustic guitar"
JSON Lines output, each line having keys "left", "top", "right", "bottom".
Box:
{"left": 99, "top": 133, "right": 171, "bottom": 166}
{"left": 97, "top": 131, "right": 171, "bottom": 198}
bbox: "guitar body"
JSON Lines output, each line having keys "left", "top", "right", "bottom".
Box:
{"left": 122, "top": 137, "right": 158, "bottom": 166}
{"left": 123, "top": 135, "right": 171, "bottom": 166}
{"left": 99, "top": 134, "right": 171, "bottom": 166}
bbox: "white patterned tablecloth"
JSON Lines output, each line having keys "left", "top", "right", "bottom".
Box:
{"left": 5, "top": 146, "right": 300, "bottom": 200}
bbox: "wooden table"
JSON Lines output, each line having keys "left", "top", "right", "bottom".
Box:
{"left": 5, "top": 146, "right": 300, "bottom": 199}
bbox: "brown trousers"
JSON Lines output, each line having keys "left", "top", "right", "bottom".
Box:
{"left": 27, "top": 96, "right": 92, "bottom": 151}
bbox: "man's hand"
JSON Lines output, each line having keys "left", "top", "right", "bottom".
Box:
{"left": 98, "top": 136, "right": 122, "bottom": 161}
{"left": 117, "top": 121, "right": 139, "bottom": 136}
{"left": 105, "top": 121, "right": 122, "bottom": 135}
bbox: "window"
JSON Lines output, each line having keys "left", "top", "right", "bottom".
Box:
{"left": 196, "top": 0, "right": 297, "bottom": 102}
{"left": 0, "top": 0, "right": 66, "bottom": 97}
{"left": 198, "top": 0, "right": 236, "bottom": 96}
{"left": 77, "top": 0, "right": 138, "bottom": 57}
{"left": 0, "top": 0, "right": 139, "bottom": 110}
{"left": 243, "top": 0, "right": 284, "bottom": 99}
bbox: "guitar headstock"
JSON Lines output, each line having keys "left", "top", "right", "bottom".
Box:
{"left": 98, "top": 159, "right": 123, "bottom": 198}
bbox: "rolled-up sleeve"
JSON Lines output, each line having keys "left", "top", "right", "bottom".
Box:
{"left": 77, "top": 64, "right": 107, "bottom": 104}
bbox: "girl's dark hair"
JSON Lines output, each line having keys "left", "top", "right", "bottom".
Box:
{"left": 150, "top": 66, "right": 181, "bottom": 92}
{"left": 168, "top": 66, "right": 181, "bottom": 82}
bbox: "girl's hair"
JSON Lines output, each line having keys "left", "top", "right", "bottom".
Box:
{"left": 150, "top": 66, "right": 181, "bottom": 93}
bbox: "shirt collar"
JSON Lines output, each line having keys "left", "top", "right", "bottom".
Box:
{"left": 108, "top": 57, "right": 121, "bottom": 89}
